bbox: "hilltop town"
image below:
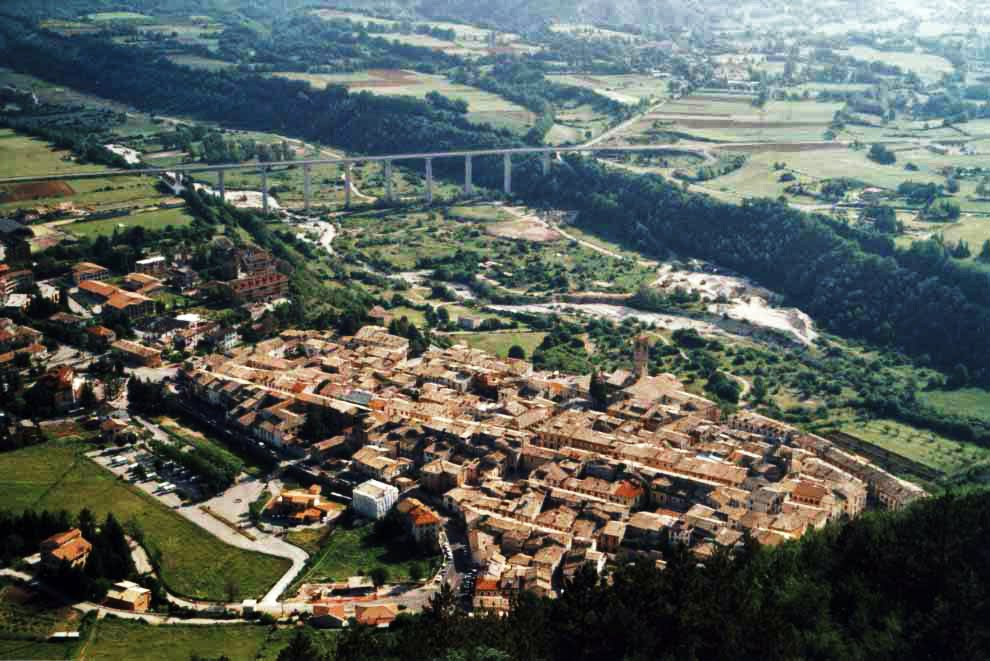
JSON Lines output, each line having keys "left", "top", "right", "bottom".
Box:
{"left": 177, "top": 319, "right": 923, "bottom": 613}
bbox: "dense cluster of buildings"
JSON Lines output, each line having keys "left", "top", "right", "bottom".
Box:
{"left": 178, "top": 325, "right": 926, "bottom": 614}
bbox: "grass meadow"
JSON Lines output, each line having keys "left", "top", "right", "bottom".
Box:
{"left": 0, "top": 442, "right": 289, "bottom": 601}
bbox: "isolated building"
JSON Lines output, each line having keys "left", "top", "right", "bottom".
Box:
{"left": 40, "top": 528, "right": 92, "bottom": 570}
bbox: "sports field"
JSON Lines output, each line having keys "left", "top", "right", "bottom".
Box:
{"left": 0, "top": 442, "right": 289, "bottom": 601}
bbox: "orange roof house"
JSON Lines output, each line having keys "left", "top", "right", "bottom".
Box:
{"left": 354, "top": 603, "right": 398, "bottom": 627}
{"left": 268, "top": 484, "right": 343, "bottom": 524}
{"left": 40, "top": 528, "right": 92, "bottom": 570}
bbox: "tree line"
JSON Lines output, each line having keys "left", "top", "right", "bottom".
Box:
{"left": 272, "top": 489, "right": 990, "bottom": 661}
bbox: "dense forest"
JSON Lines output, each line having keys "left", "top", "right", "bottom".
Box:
{"left": 272, "top": 489, "right": 990, "bottom": 661}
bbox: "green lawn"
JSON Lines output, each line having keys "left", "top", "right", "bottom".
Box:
{"left": 66, "top": 207, "right": 194, "bottom": 238}
{"left": 0, "top": 442, "right": 289, "bottom": 601}
{"left": 289, "top": 520, "right": 439, "bottom": 588}
{"left": 452, "top": 331, "right": 547, "bottom": 359}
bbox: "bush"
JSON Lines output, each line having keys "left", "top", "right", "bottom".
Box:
{"left": 868, "top": 143, "right": 897, "bottom": 165}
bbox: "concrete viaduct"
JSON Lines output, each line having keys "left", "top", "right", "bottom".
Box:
{"left": 0, "top": 140, "right": 837, "bottom": 214}
{"left": 0, "top": 143, "right": 733, "bottom": 215}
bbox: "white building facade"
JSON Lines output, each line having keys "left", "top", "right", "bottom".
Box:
{"left": 352, "top": 479, "right": 399, "bottom": 520}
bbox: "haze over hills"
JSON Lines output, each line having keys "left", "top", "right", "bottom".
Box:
{"left": 336, "top": 0, "right": 708, "bottom": 33}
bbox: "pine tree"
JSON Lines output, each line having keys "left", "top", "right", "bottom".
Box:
{"left": 979, "top": 240, "right": 990, "bottom": 262}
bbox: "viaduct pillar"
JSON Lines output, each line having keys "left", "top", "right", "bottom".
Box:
{"left": 542, "top": 151, "right": 551, "bottom": 176}
{"left": 217, "top": 170, "right": 225, "bottom": 203}
{"left": 303, "top": 164, "right": 312, "bottom": 214}
{"left": 503, "top": 153, "right": 512, "bottom": 195}
{"left": 261, "top": 168, "right": 269, "bottom": 215}
{"left": 425, "top": 157, "right": 434, "bottom": 204}
{"left": 344, "top": 164, "right": 353, "bottom": 209}
{"left": 464, "top": 155, "right": 474, "bottom": 196}
{"left": 384, "top": 160, "right": 393, "bottom": 202}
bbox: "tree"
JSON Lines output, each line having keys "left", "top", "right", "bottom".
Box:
{"left": 277, "top": 630, "right": 323, "bottom": 661}
{"left": 978, "top": 240, "right": 990, "bottom": 262}
{"left": 948, "top": 363, "right": 969, "bottom": 389}
{"left": 79, "top": 382, "right": 97, "bottom": 409}
{"left": 370, "top": 566, "right": 389, "bottom": 588}
{"left": 424, "top": 582, "right": 458, "bottom": 622}
{"left": 507, "top": 345, "right": 526, "bottom": 360}
{"left": 751, "top": 375, "right": 768, "bottom": 403}
{"left": 224, "top": 575, "right": 241, "bottom": 602}
{"left": 867, "top": 143, "right": 896, "bottom": 165}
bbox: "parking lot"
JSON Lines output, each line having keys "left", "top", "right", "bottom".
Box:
{"left": 89, "top": 445, "right": 205, "bottom": 506}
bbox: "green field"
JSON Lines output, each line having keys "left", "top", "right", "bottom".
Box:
{"left": 838, "top": 417, "right": 990, "bottom": 476}
{"left": 0, "top": 638, "right": 75, "bottom": 661}
{"left": 87, "top": 12, "right": 150, "bottom": 21}
{"left": 271, "top": 70, "right": 535, "bottom": 133}
{"left": 549, "top": 74, "right": 667, "bottom": 105}
{"left": 158, "top": 416, "right": 269, "bottom": 477}
{"left": 453, "top": 331, "right": 547, "bottom": 358}
{"left": 66, "top": 207, "right": 194, "bottom": 238}
{"left": 289, "top": 521, "right": 439, "bottom": 588}
{"left": 841, "top": 46, "right": 954, "bottom": 82}
{"left": 0, "top": 129, "right": 168, "bottom": 214}
{"left": 919, "top": 388, "right": 990, "bottom": 424}
{"left": 0, "top": 442, "right": 289, "bottom": 601}
{"left": 166, "top": 54, "right": 236, "bottom": 71}
{"left": 0, "top": 129, "right": 105, "bottom": 179}
{"left": 77, "top": 618, "right": 338, "bottom": 661}
{"left": 310, "top": 9, "right": 536, "bottom": 57}
{"left": 82, "top": 619, "right": 301, "bottom": 661}
{"left": 0, "top": 582, "right": 79, "bottom": 659}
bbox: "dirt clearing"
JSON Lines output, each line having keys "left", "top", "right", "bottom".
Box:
{"left": 486, "top": 219, "right": 561, "bottom": 242}
{"left": 0, "top": 180, "right": 75, "bottom": 201}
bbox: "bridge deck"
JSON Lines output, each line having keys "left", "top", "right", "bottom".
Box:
{"left": 0, "top": 143, "right": 729, "bottom": 185}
